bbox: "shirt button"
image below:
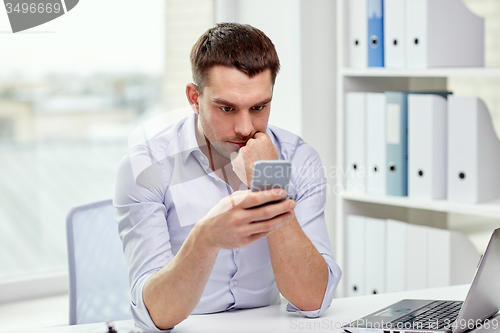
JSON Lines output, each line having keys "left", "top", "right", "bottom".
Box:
{"left": 236, "top": 248, "right": 239, "bottom": 253}
{"left": 233, "top": 280, "right": 238, "bottom": 286}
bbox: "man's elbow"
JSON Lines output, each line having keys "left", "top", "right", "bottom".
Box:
{"left": 149, "top": 309, "right": 190, "bottom": 331}
{"left": 295, "top": 298, "right": 322, "bottom": 312}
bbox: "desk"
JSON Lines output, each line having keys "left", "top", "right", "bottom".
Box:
{"left": 16, "top": 285, "right": 499, "bottom": 333}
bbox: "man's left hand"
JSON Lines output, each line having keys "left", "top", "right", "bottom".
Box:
{"left": 231, "top": 132, "right": 279, "bottom": 187}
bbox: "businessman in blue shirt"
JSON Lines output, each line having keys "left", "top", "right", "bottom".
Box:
{"left": 114, "top": 23, "right": 341, "bottom": 332}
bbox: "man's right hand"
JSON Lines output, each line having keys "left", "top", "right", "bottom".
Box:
{"left": 143, "top": 189, "right": 295, "bottom": 330}
{"left": 196, "top": 188, "right": 296, "bottom": 250}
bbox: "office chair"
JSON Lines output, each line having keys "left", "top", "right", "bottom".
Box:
{"left": 66, "top": 199, "right": 131, "bottom": 325}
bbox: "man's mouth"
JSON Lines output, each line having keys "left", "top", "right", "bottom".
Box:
{"left": 229, "top": 142, "right": 246, "bottom": 148}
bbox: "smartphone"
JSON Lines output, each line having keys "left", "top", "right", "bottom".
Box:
{"left": 250, "top": 160, "right": 291, "bottom": 205}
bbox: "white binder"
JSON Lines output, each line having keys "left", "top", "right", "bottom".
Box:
{"left": 346, "top": 93, "right": 367, "bottom": 194}
{"left": 385, "top": 219, "right": 407, "bottom": 293}
{"left": 408, "top": 94, "right": 448, "bottom": 200}
{"left": 406, "top": 223, "right": 428, "bottom": 290}
{"left": 347, "top": 0, "right": 368, "bottom": 68}
{"left": 448, "top": 96, "right": 500, "bottom": 203}
{"left": 365, "top": 217, "right": 386, "bottom": 295}
{"left": 384, "top": 0, "right": 406, "bottom": 68}
{"left": 427, "top": 227, "right": 451, "bottom": 288}
{"left": 366, "top": 93, "right": 386, "bottom": 195}
{"left": 449, "top": 230, "right": 481, "bottom": 286}
{"left": 347, "top": 215, "right": 366, "bottom": 297}
{"left": 428, "top": 228, "right": 480, "bottom": 288}
{"left": 405, "top": 0, "right": 484, "bottom": 68}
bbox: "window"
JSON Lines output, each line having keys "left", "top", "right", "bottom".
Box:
{"left": 0, "top": 118, "right": 14, "bottom": 138}
{"left": 0, "top": 0, "right": 166, "bottom": 284}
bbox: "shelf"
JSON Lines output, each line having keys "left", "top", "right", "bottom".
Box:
{"left": 341, "top": 67, "right": 500, "bottom": 78}
{"left": 340, "top": 192, "right": 500, "bottom": 219}
{"left": 333, "top": 0, "right": 500, "bottom": 299}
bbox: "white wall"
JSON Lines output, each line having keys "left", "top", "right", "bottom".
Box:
{"left": 215, "top": 0, "right": 303, "bottom": 136}
{"left": 298, "top": 0, "right": 337, "bottom": 250}
{"left": 164, "top": 0, "right": 214, "bottom": 112}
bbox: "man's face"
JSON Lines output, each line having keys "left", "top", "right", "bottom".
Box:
{"left": 195, "top": 65, "right": 273, "bottom": 160}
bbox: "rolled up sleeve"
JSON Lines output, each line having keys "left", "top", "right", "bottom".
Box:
{"left": 283, "top": 141, "right": 342, "bottom": 317}
{"left": 114, "top": 151, "right": 174, "bottom": 332}
{"left": 130, "top": 272, "right": 173, "bottom": 332}
{"left": 286, "top": 255, "right": 342, "bottom": 317}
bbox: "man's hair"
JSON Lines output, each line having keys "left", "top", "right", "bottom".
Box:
{"left": 190, "top": 22, "right": 280, "bottom": 93}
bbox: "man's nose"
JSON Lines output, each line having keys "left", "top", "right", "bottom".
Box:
{"left": 234, "top": 112, "right": 254, "bottom": 138}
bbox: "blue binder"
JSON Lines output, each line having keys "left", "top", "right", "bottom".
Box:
{"left": 368, "top": 0, "right": 384, "bottom": 67}
{"left": 385, "top": 91, "right": 452, "bottom": 196}
{"left": 385, "top": 91, "right": 407, "bottom": 196}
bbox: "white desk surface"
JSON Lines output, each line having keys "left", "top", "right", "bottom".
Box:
{"left": 12, "top": 285, "right": 499, "bottom": 333}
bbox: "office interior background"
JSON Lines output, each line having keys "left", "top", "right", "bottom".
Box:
{"left": 1, "top": 0, "right": 500, "bottom": 331}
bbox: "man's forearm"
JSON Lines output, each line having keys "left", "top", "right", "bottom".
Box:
{"left": 143, "top": 226, "right": 219, "bottom": 330}
{"left": 267, "top": 212, "right": 329, "bottom": 311}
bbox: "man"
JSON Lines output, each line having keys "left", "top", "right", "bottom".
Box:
{"left": 114, "top": 23, "right": 341, "bottom": 332}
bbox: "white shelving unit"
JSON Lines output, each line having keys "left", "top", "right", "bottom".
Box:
{"left": 340, "top": 193, "right": 500, "bottom": 220}
{"left": 341, "top": 67, "right": 500, "bottom": 78}
{"left": 334, "top": 0, "right": 500, "bottom": 297}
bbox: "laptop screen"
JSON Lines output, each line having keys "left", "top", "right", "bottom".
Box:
{"left": 454, "top": 228, "right": 500, "bottom": 333}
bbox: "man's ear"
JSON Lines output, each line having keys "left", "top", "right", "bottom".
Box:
{"left": 186, "top": 83, "right": 200, "bottom": 114}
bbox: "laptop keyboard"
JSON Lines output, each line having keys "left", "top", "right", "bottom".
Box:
{"left": 390, "top": 301, "right": 463, "bottom": 330}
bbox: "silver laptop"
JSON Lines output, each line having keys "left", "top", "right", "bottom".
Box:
{"left": 344, "top": 227, "right": 500, "bottom": 333}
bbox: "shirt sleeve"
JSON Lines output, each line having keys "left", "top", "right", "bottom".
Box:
{"left": 113, "top": 149, "right": 175, "bottom": 332}
{"left": 283, "top": 141, "right": 342, "bottom": 317}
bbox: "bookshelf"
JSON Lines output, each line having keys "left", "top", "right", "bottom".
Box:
{"left": 334, "top": 0, "right": 500, "bottom": 297}
{"left": 342, "top": 67, "right": 500, "bottom": 78}
{"left": 340, "top": 193, "right": 500, "bottom": 219}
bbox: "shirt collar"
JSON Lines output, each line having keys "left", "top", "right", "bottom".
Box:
{"left": 179, "top": 112, "right": 205, "bottom": 165}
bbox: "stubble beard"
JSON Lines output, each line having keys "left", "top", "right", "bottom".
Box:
{"left": 198, "top": 115, "right": 238, "bottom": 161}
{"left": 210, "top": 140, "right": 235, "bottom": 161}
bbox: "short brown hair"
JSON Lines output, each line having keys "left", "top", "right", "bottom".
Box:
{"left": 190, "top": 23, "right": 280, "bottom": 93}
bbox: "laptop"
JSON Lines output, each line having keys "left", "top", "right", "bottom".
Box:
{"left": 344, "top": 227, "right": 500, "bottom": 333}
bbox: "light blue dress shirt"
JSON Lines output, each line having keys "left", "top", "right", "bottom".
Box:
{"left": 114, "top": 112, "right": 342, "bottom": 332}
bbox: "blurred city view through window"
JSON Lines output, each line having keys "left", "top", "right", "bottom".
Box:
{"left": 0, "top": 0, "right": 166, "bottom": 280}
{"left": 0, "top": 73, "right": 162, "bottom": 279}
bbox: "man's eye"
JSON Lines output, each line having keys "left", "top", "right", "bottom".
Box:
{"left": 251, "top": 105, "right": 265, "bottom": 111}
{"left": 220, "top": 106, "right": 234, "bottom": 112}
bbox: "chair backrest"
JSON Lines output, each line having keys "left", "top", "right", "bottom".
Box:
{"left": 66, "top": 199, "right": 131, "bottom": 325}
